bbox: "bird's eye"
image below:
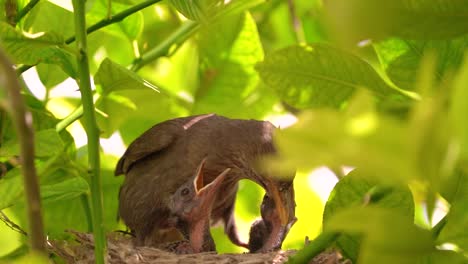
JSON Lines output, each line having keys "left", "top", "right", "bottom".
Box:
{"left": 181, "top": 188, "right": 190, "bottom": 196}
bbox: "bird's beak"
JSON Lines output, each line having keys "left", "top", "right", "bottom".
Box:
{"left": 264, "top": 179, "right": 296, "bottom": 226}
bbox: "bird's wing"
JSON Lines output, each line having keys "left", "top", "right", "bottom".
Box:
{"left": 114, "top": 120, "right": 185, "bottom": 175}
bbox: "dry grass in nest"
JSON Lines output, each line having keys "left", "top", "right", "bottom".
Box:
{"left": 47, "top": 230, "right": 349, "bottom": 264}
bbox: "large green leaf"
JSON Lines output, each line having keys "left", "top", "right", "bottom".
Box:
{"left": 0, "top": 129, "right": 64, "bottom": 158}
{"left": 324, "top": 0, "right": 468, "bottom": 43}
{"left": 40, "top": 177, "right": 89, "bottom": 203}
{"left": 95, "top": 93, "right": 136, "bottom": 138}
{"left": 323, "top": 169, "right": 414, "bottom": 261}
{"left": 374, "top": 36, "right": 468, "bottom": 91}
{"left": 192, "top": 12, "right": 279, "bottom": 118}
{"left": 0, "top": 169, "right": 23, "bottom": 210}
{"left": 326, "top": 206, "right": 435, "bottom": 264}
{"left": 23, "top": 1, "right": 74, "bottom": 37}
{"left": 0, "top": 22, "right": 77, "bottom": 77}
{"left": 256, "top": 44, "right": 404, "bottom": 109}
{"left": 94, "top": 58, "right": 159, "bottom": 95}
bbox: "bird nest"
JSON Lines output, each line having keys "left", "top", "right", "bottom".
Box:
{"left": 47, "top": 230, "right": 348, "bottom": 264}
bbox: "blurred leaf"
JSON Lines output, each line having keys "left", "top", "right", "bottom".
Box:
{"left": 323, "top": 169, "right": 414, "bottom": 261}
{"left": 40, "top": 177, "right": 89, "bottom": 203}
{"left": 324, "top": 0, "right": 468, "bottom": 44}
{"left": 438, "top": 169, "right": 468, "bottom": 252}
{"left": 95, "top": 93, "right": 136, "bottom": 138}
{"left": 23, "top": 1, "right": 74, "bottom": 37}
{"left": 326, "top": 206, "right": 435, "bottom": 264}
{"left": 192, "top": 12, "right": 279, "bottom": 118}
{"left": 450, "top": 56, "right": 468, "bottom": 160}
{"left": 94, "top": 58, "right": 159, "bottom": 95}
{"left": 0, "top": 22, "right": 77, "bottom": 77}
{"left": 274, "top": 107, "right": 415, "bottom": 183}
{"left": 0, "top": 129, "right": 64, "bottom": 158}
{"left": 374, "top": 36, "right": 468, "bottom": 91}
{"left": 0, "top": 169, "right": 23, "bottom": 210}
{"left": 256, "top": 44, "right": 404, "bottom": 109}
{"left": 169, "top": 0, "right": 264, "bottom": 22}
{"left": 418, "top": 250, "right": 468, "bottom": 264}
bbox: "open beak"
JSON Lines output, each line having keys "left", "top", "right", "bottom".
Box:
{"left": 264, "top": 179, "right": 296, "bottom": 226}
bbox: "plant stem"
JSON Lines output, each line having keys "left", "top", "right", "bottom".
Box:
{"left": 15, "top": 0, "right": 40, "bottom": 24}
{"left": 66, "top": 0, "right": 162, "bottom": 44}
{"left": 131, "top": 21, "right": 199, "bottom": 71}
{"left": 0, "top": 47, "right": 45, "bottom": 253}
{"left": 71, "top": 1, "right": 106, "bottom": 264}
{"left": 55, "top": 105, "right": 83, "bottom": 132}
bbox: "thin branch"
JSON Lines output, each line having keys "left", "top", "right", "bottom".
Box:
{"left": 55, "top": 105, "right": 83, "bottom": 132}
{"left": 16, "top": 0, "right": 163, "bottom": 75}
{"left": 0, "top": 46, "right": 45, "bottom": 252}
{"left": 131, "top": 20, "right": 199, "bottom": 71}
{"left": 0, "top": 210, "right": 28, "bottom": 236}
{"left": 66, "top": 0, "right": 162, "bottom": 44}
{"left": 5, "top": 0, "right": 17, "bottom": 26}
{"left": 71, "top": 1, "right": 106, "bottom": 263}
{"left": 15, "top": 0, "right": 41, "bottom": 24}
{"left": 287, "top": 0, "right": 305, "bottom": 43}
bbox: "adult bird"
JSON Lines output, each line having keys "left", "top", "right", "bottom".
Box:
{"left": 115, "top": 114, "right": 296, "bottom": 252}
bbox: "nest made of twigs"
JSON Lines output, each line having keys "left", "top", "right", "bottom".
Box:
{"left": 47, "top": 231, "right": 348, "bottom": 264}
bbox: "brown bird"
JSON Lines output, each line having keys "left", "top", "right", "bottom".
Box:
{"left": 170, "top": 159, "right": 230, "bottom": 253}
{"left": 115, "top": 114, "right": 296, "bottom": 251}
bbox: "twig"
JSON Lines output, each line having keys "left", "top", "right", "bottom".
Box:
{"left": 5, "top": 0, "right": 17, "bottom": 26}
{"left": 65, "top": 0, "right": 162, "bottom": 45}
{"left": 16, "top": 0, "right": 163, "bottom": 74}
{"left": 131, "top": 21, "right": 199, "bottom": 71}
{"left": 287, "top": 0, "right": 305, "bottom": 43}
{"left": 71, "top": 1, "right": 106, "bottom": 263}
{"left": 55, "top": 105, "right": 83, "bottom": 132}
{"left": 0, "top": 210, "right": 28, "bottom": 236}
{"left": 15, "top": 0, "right": 41, "bottom": 24}
{"left": 0, "top": 46, "right": 45, "bottom": 252}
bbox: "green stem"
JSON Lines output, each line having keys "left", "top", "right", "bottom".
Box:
{"left": 55, "top": 105, "right": 83, "bottom": 132}
{"left": 15, "top": 0, "right": 40, "bottom": 24}
{"left": 286, "top": 232, "right": 340, "bottom": 264}
{"left": 71, "top": 1, "right": 106, "bottom": 264}
{"left": 66, "top": 0, "right": 162, "bottom": 44}
{"left": 131, "top": 21, "right": 199, "bottom": 71}
{"left": 0, "top": 46, "right": 45, "bottom": 253}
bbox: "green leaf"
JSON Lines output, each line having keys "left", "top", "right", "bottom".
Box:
{"left": 94, "top": 58, "right": 159, "bottom": 95}
{"left": 374, "top": 36, "right": 468, "bottom": 91}
{"left": 95, "top": 93, "right": 136, "bottom": 138}
{"left": 23, "top": 1, "right": 74, "bottom": 37}
{"left": 36, "top": 64, "right": 69, "bottom": 90}
{"left": 324, "top": 0, "right": 468, "bottom": 44}
{"left": 0, "top": 22, "right": 77, "bottom": 77}
{"left": 0, "top": 169, "right": 23, "bottom": 210}
{"left": 40, "top": 177, "right": 89, "bottom": 203}
{"left": 326, "top": 206, "right": 435, "bottom": 264}
{"left": 418, "top": 250, "right": 468, "bottom": 264}
{"left": 323, "top": 169, "right": 414, "bottom": 261}
{"left": 274, "top": 107, "right": 416, "bottom": 183}
{"left": 192, "top": 12, "right": 278, "bottom": 118}
{"left": 438, "top": 169, "right": 468, "bottom": 252}
{"left": 256, "top": 44, "right": 404, "bottom": 109}
{"left": 0, "top": 129, "right": 64, "bottom": 158}
{"left": 450, "top": 56, "right": 468, "bottom": 160}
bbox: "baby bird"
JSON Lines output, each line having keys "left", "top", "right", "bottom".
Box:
{"left": 170, "top": 158, "right": 231, "bottom": 253}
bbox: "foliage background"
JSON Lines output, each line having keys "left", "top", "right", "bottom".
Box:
{"left": 0, "top": 0, "right": 467, "bottom": 263}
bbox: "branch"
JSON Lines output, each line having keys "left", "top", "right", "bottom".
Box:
{"left": 0, "top": 46, "right": 45, "bottom": 252}
{"left": 0, "top": 210, "right": 28, "bottom": 236}
{"left": 71, "top": 1, "right": 106, "bottom": 263}
{"left": 66, "top": 0, "right": 162, "bottom": 44}
{"left": 16, "top": 0, "right": 163, "bottom": 74}
{"left": 15, "top": 0, "right": 40, "bottom": 24}
{"left": 131, "top": 21, "right": 199, "bottom": 71}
